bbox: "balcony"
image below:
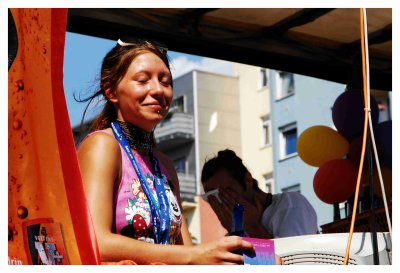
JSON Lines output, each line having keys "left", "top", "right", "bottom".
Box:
{"left": 177, "top": 173, "right": 196, "bottom": 201}
{"left": 154, "top": 112, "right": 194, "bottom": 151}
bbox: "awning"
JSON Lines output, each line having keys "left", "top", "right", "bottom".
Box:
{"left": 67, "top": 8, "right": 392, "bottom": 91}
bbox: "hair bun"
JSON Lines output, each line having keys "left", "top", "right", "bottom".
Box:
{"left": 202, "top": 149, "right": 250, "bottom": 189}
{"left": 217, "top": 149, "right": 242, "bottom": 163}
{"left": 217, "top": 149, "right": 235, "bottom": 157}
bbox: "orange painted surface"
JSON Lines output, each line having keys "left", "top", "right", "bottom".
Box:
{"left": 8, "top": 8, "right": 99, "bottom": 265}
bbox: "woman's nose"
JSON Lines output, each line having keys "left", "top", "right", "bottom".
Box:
{"left": 147, "top": 79, "right": 163, "bottom": 95}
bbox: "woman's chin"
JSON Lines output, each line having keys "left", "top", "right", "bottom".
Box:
{"left": 132, "top": 111, "right": 166, "bottom": 131}
{"left": 144, "top": 116, "right": 164, "bottom": 130}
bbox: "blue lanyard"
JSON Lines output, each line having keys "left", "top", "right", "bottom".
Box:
{"left": 111, "top": 121, "right": 170, "bottom": 244}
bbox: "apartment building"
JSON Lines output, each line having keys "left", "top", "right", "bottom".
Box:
{"left": 267, "top": 69, "right": 346, "bottom": 227}
{"left": 154, "top": 69, "right": 242, "bottom": 243}
{"left": 234, "top": 64, "right": 274, "bottom": 194}
{"left": 267, "top": 69, "right": 391, "bottom": 227}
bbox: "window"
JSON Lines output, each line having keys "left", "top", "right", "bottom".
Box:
{"left": 339, "top": 202, "right": 346, "bottom": 219}
{"left": 276, "top": 71, "right": 294, "bottom": 99}
{"left": 170, "top": 96, "right": 185, "bottom": 113}
{"left": 165, "top": 96, "right": 185, "bottom": 121}
{"left": 282, "top": 184, "right": 301, "bottom": 193}
{"left": 377, "top": 96, "right": 391, "bottom": 122}
{"left": 260, "top": 68, "right": 268, "bottom": 88}
{"left": 279, "top": 123, "right": 297, "bottom": 158}
{"left": 261, "top": 116, "right": 272, "bottom": 146}
{"left": 173, "top": 157, "right": 186, "bottom": 174}
{"left": 263, "top": 173, "right": 274, "bottom": 193}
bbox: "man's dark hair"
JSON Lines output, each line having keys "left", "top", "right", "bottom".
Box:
{"left": 201, "top": 149, "right": 261, "bottom": 191}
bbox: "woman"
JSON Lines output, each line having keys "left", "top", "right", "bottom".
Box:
{"left": 77, "top": 38, "right": 253, "bottom": 264}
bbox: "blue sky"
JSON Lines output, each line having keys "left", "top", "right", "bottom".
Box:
{"left": 63, "top": 32, "right": 234, "bottom": 127}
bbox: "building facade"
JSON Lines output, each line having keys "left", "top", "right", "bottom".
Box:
{"left": 234, "top": 63, "right": 347, "bottom": 228}
{"left": 234, "top": 64, "right": 274, "bottom": 194}
{"left": 155, "top": 70, "right": 242, "bottom": 243}
{"left": 266, "top": 70, "right": 391, "bottom": 227}
{"left": 267, "top": 69, "right": 346, "bottom": 227}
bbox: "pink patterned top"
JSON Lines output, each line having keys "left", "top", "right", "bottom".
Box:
{"left": 87, "top": 130, "right": 182, "bottom": 244}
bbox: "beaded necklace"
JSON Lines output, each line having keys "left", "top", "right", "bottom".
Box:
{"left": 115, "top": 120, "right": 154, "bottom": 152}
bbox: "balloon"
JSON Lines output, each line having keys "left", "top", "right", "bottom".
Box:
{"left": 297, "top": 125, "right": 349, "bottom": 167}
{"left": 348, "top": 135, "right": 385, "bottom": 169}
{"left": 376, "top": 120, "right": 392, "bottom": 168}
{"left": 332, "top": 90, "right": 379, "bottom": 141}
{"left": 313, "top": 159, "right": 358, "bottom": 204}
{"left": 360, "top": 167, "right": 392, "bottom": 200}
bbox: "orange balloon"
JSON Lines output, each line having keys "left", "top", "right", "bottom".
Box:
{"left": 298, "top": 125, "right": 349, "bottom": 167}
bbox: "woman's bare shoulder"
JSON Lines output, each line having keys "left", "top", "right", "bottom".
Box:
{"left": 77, "top": 129, "right": 121, "bottom": 168}
{"left": 78, "top": 129, "right": 118, "bottom": 153}
{"left": 77, "top": 128, "right": 122, "bottom": 187}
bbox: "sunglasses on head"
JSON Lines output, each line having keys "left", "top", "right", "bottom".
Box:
{"left": 117, "top": 38, "right": 168, "bottom": 53}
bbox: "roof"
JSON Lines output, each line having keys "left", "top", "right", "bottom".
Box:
{"left": 67, "top": 8, "right": 392, "bottom": 91}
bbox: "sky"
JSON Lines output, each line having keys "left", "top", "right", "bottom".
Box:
{"left": 63, "top": 32, "right": 235, "bottom": 128}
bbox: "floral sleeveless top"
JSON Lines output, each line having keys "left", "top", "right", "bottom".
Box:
{"left": 88, "top": 130, "right": 182, "bottom": 244}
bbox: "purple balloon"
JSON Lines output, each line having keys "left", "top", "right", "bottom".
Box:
{"left": 376, "top": 120, "right": 392, "bottom": 168}
{"left": 332, "top": 90, "right": 379, "bottom": 141}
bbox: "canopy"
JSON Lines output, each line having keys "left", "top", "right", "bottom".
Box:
{"left": 67, "top": 8, "right": 392, "bottom": 91}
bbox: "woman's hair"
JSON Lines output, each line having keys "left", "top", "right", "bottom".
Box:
{"left": 77, "top": 38, "right": 172, "bottom": 134}
{"left": 201, "top": 149, "right": 261, "bottom": 191}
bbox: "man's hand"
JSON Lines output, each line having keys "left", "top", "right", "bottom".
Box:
{"left": 222, "top": 189, "right": 265, "bottom": 232}
{"left": 209, "top": 188, "right": 273, "bottom": 239}
{"left": 207, "top": 193, "right": 232, "bottom": 231}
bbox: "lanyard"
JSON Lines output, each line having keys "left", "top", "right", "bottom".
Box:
{"left": 111, "top": 121, "right": 170, "bottom": 244}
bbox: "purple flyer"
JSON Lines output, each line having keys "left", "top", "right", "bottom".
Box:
{"left": 242, "top": 237, "right": 276, "bottom": 265}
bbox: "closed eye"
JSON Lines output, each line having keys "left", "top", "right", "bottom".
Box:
{"left": 133, "top": 72, "right": 150, "bottom": 84}
{"left": 137, "top": 78, "right": 149, "bottom": 84}
{"left": 159, "top": 73, "right": 172, "bottom": 86}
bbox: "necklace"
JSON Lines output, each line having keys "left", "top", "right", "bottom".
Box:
{"left": 115, "top": 120, "right": 154, "bottom": 152}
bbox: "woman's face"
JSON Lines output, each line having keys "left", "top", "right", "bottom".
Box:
{"left": 113, "top": 52, "right": 173, "bottom": 131}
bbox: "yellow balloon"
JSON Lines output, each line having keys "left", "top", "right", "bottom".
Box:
{"left": 297, "top": 125, "right": 349, "bottom": 167}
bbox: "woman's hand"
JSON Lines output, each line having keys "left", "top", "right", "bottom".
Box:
{"left": 189, "top": 236, "right": 254, "bottom": 265}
